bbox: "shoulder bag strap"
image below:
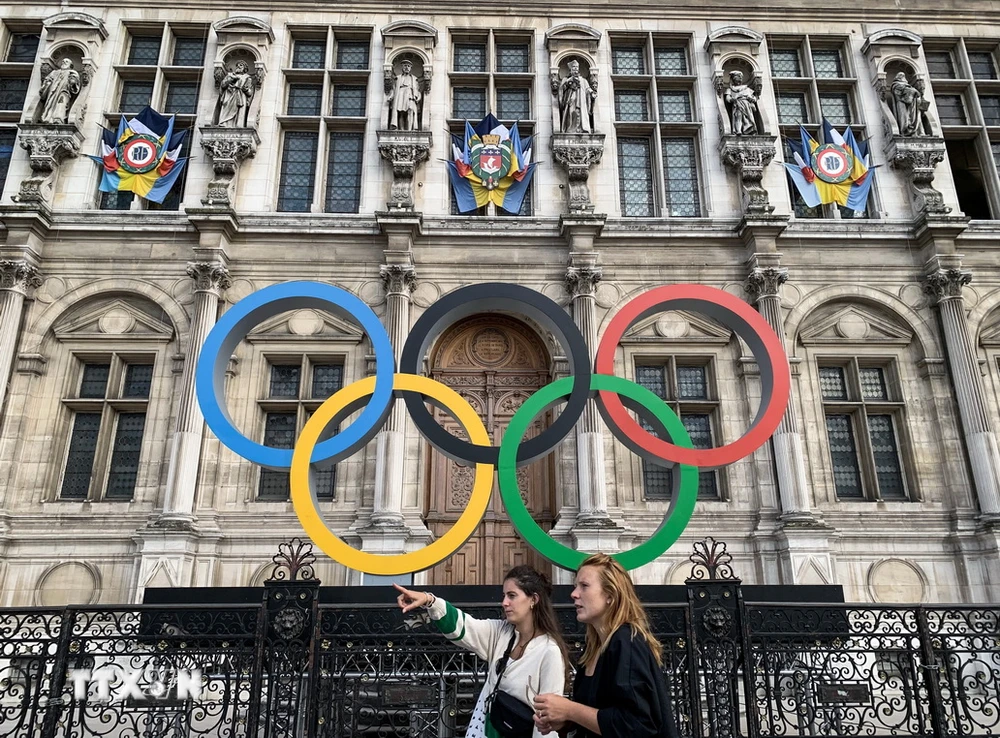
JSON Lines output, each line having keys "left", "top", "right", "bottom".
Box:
{"left": 487, "top": 630, "right": 517, "bottom": 706}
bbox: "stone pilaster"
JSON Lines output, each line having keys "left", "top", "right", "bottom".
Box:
{"left": 370, "top": 262, "right": 415, "bottom": 527}
{"left": 744, "top": 266, "right": 816, "bottom": 523}
{"left": 156, "top": 261, "right": 231, "bottom": 528}
{"left": 923, "top": 266, "right": 1000, "bottom": 518}
{"left": 0, "top": 260, "right": 42, "bottom": 419}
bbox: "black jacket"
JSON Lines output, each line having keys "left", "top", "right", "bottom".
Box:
{"left": 570, "top": 625, "right": 680, "bottom": 738}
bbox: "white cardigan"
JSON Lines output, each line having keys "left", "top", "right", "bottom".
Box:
{"left": 427, "top": 597, "right": 566, "bottom": 738}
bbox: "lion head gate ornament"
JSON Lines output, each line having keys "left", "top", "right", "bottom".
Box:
{"left": 195, "top": 282, "right": 790, "bottom": 576}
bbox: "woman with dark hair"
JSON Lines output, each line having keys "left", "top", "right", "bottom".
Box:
{"left": 532, "top": 553, "right": 679, "bottom": 738}
{"left": 395, "top": 565, "right": 568, "bottom": 738}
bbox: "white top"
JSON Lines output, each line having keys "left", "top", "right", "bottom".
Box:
{"left": 428, "top": 596, "right": 567, "bottom": 738}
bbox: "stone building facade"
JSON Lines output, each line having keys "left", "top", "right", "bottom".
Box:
{"left": 1, "top": 0, "right": 999, "bottom": 607}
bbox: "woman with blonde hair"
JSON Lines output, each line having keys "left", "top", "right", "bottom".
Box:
{"left": 532, "top": 553, "right": 678, "bottom": 738}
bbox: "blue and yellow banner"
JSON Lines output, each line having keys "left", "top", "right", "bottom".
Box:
{"left": 448, "top": 114, "right": 536, "bottom": 214}
{"left": 784, "top": 119, "right": 875, "bottom": 214}
{"left": 90, "top": 106, "right": 189, "bottom": 204}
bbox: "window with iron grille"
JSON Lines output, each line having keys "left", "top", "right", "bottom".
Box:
{"left": 936, "top": 95, "right": 967, "bottom": 125}
{"left": 336, "top": 40, "right": 369, "bottom": 70}
{"left": 293, "top": 39, "right": 326, "bottom": 69}
{"left": 496, "top": 44, "right": 529, "bottom": 73}
{"left": 819, "top": 92, "right": 851, "bottom": 125}
{"left": 770, "top": 49, "right": 801, "bottom": 77}
{"left": 60, "top": 359, "right": 154, "bottom": 501}
{"left": 6, "top": 33, "right": 39, "bottom": 63}
{"left": 658, "top": 91, "right": 692, "bottom": 122}
{"left": 259, "top": 360, "right": 344, "bottom": 500}
{"left": 454, "top": 43, "right": 487, "bottom": 72}
{"left": 497, "top": 88, "right": 530, "bottom": 121}
{"left": 655, "top": 46, "right": 687, "bottom": 76}
{"left": 325, "top": 132, "right": 363, "bottom": 213}
{"left": 287, "top": 83, "right": 323, "bottom": 116}
{"left": 618, "top": 138, "right": 655, "bottom": 217}
{"left": 331, "top": 85, "right": 366, "bottom": 116}
{"left": 119, "top": 80, "right": 153, "bottom": 112}
{"left": 172, "top": 37, "right": 205, "bottom": 67}
{"left": 819, "top": 362, "right": 910, "bottom": 501}
{"left": 777, "top": 92, "right": 808, "bottom": 124}
{"left": 613, "top": 46, "right": 645, "bottom": 75}
{"left": 981, "top": 95, "right": 1000, "bottom": 126}
{"left": 969, "top": 51, "right": 998, "bottom": 80}
{"left": 0, "top": 77, "right": 28, "bottom": 110}
{"left": 615, "top": 90, "right": 649, "bottom": 121}
{"left": 128, "top": 35, "right": 161, "bottom": 65}
{"left": 453, "top": 87, "right": 486, "bottom": 120}
{"left": 662, "top": 138, "right": 700, "bottom": 217}
{"left": 165, "top": 82, "right": 199, "bottom": 114}
{"left": 812, "top": 50, "right": 843, "bottom": 78}
{"left": 634, "top": 361, "right": 720, "bottom": 500}
{"left": 277, "top": 131, "right": 319, "bottom": 212}
{"left": 926, "top": 50, "right": 956, "bottom": 79}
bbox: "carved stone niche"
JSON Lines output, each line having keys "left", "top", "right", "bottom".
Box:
{"left": 376, "top": 129, "right": 432, "bottom": 211}
{"left": 380, "top": 21, "right": 437, "bottom": 132}
{"left": 863, "top": 29, "right": 950, "bottom": 215}
{"left": 706, "top": 27, "right": 770, "bottom": 136}
{"left": 211, "top": 17, "right": 272, "bottom": 129}
{"left": 546, "top": 24, "right": 601, "bottom": 134}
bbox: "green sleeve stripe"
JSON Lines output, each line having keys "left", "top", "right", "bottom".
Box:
{"left": 433, "top": 601, "right": 461, "bottom": 635}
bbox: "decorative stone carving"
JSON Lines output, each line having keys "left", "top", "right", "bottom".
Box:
{"left": 186, "top": 261, "right": 232, "bottom": 295}
{"left": 379, "top": 263, "right": 416, "bottom": 294}
{"left": 37, "top": 58, "right": 81, "bottom": 125}
{"left": 719, "top": 134, "right": 777, "bottom": 215}
{"left": 210, "top": 18, "right": 271, "bottom": 130}
{"left": 923, "top": 268, "right": 971, "bottom": 302}
{"left": 722, "top": 70, "right": 762, "bottom": 136}
{"left": 883, "top": 71, "right": 930, "bottom": 137}
{"left": 0, "top": 260, "right": 43, "bottom": 293}
{"left": 886, "top": 136, "right": 950, "bottom": 215}
{"left": 198, "top": 126, "right": 260, "bottom": 207}
{"left": 385, "top": 58, "right": 426, "bottom": 131}
{"left": 12, "top": 123, "right": 84, "bottom": 204}
{"left": 551, "top": 133, "right": 605, "bottom": 213}
{"left": 376, "top": 130, "right": 432, "bottom": 211}
{"left": 744, "top": 266, "right": 788, "bottom": 301}
{"left": 862, "top": 30, "right": 937, "bottom": 139}
{"left": 565, "top": 265, "right": 602, "bottom": 298}
{"left": 705, "top": 27, "right": 770, "bottom": 137}
{"left": 553, "top": 58, "right": 598, "bottom": 134}
{"left": 214, "top": 59, "right": 261, "bottom": 128}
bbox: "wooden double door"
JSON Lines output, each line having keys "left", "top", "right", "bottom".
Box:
{"left": 425, "top": 315, "right": 555, "bottom": 586}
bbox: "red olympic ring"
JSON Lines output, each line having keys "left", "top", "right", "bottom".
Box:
{"left": 595, "top": 284, "right": 790, "bottom": 469}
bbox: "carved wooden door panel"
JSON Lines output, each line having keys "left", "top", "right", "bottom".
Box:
{"left": 425, "top": 317, "right": 555, "bottom": 586}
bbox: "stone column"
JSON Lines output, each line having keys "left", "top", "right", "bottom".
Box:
{"left": 565, "top": 265, "right": 612, "bottom": 523}
{"left": 371, "top": 263, "right": 415, "bottom": 527}
{"left": 744, "top": 266, "right": 814, "bottom": 520}
{"left": 0, "top": 260, "right": 42, "bottom": 419}
{"left": 924, "top": 267, "right": 1000, "bottom": 518}
{"left": 157, "top": 261, "right": 231, "bottom": 528}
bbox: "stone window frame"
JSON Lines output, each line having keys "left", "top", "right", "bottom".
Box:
{"left": 766, "top": 34, "right": 873, "bottom": 220}
{"left": 54, "top": 349, "right": 162, "bottom": 503}
{"left": 252, "top": 351, "right": 347, "bottom": 502}
{"left": 608, "top": 32, "right": 704, "bottom": 218}
{"left": 277, "top": 26, "right": 372, "bottom": 213}
{"left": 924, "top": 37, "right": 1000, "bottom": 220}
{"left": 447, "top": 28, "right": 534, "bottom": 216}
{"left": 0, "top": 20, "right": 41, "bottom": 199}
{"left": 99, "top": 22, "right": 207, "bottom": 212}
{"left": 812, "top": 356, "right": 918, "bottom": 503}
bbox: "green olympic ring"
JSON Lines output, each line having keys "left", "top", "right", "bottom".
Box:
{"left": 498, "top": 374, "right": 699, "bottom": 571}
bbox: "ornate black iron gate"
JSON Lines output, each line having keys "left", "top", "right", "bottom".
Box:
{"left": 1, "top": 538, "right": 997, "bottom": 738}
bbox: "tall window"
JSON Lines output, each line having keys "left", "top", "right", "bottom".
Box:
{"left": 818, "top": 361, "right": 910, "bottom": 501}
{"left": 768, "top": 36, "right": 872, "bottom": 219}
{"left": 448, "top": 31, "right": 534, "bottom": 215}
{"left": 925, "top": 40, "right": 1000, "bottom": 219}
{"left": 634, "top": 361, "right": 719, "bottom": 500}
{"left": 277, "top": 30, "right": 370, "bottom": 213}
{"left": 100, "top": 25, "right": 207, "bottom": 211}
{"left": 610, "top": 35, "right": 701, "bottom": 217}
{"left": 258, "top": 359, "right": 344, "bottom": 500}
{"left": 60, "top": 358, "right": 154, "bottom": 501}
{"left": 0, "top": 24, "right": 40, "bottom": 194}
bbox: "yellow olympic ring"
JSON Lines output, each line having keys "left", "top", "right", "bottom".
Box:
{"left": 290, "top": 373, "right": 493, "bottom": 575}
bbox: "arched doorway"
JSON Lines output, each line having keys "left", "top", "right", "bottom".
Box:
{"left": 424, "top": 315, "right": 555, "bottom": 585}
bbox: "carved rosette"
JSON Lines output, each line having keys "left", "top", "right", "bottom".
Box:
{"left": 379, "top": 264, "right": 416, "bottom": 296}
{"left": 719, "top": 134, "right": 777, "bottom": 215}
{"left": 199, "top": 126, "right": 260, "bottom": 208}
{"left": 551, "top": 132, "right": 606, "bottom": 213}
{"left": 186, "top": 261, "right": 232, "bottom": 296}
{"left": 376, "top": 130, "right": 432, "bottom": 211}
{"left": 923, "top": 268, "right": 971, "bottom": 303}
{"left": 886, "top": 136, "right": 950, "bottom": 215}
{"left": 565, "top": 265, "right": 603, "bottom": 298}
{"left": 12, "top": 123, "right": 85, "bottom": 204}
{"left": 744, "top": 267, "right": 788, "bottom": 302}
{"left": 0, "top": 260, "right": 43, "bottom": 295}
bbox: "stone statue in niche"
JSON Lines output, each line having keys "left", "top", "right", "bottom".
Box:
{"left": 556, "top": 58, "right": 597, "bottom": 133}
{"left": 890, "top": 70, "right": 928, "bottom": 136}
{"left": 215, "top": 60, "right": 257, "bottom": 127}
{"left": 387, "top": 58, "right": 422, "bottom": 131}
{"left": 38, "top": 58, "right": 81, "bottom": 124}
{"left": 723, "top": 70, "right": 760, "bottom": 136}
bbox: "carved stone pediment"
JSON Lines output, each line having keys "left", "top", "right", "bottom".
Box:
{"left": 545, "top": 23, "right": 601, "bottom": 54}
{"left": 376, "top": 129, "right": 432, "bottom": 211}
{"left": 246, "top": 310, "right": 365, "bottom": 343}
{"left": 212, "top": 16, "right": 274, "bottom": 43}
{"left": 623, "top": 310, "right": 734, "bottom": 344}
{"left": 53, "top": 298, "right": 174, "bottom": 341}
{"left": 799, "top": 304, "right": 913, "bottom": 346}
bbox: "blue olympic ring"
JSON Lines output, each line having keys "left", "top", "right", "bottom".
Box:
{"left": 195, "top": 281, "right": 395, "bottom": 469}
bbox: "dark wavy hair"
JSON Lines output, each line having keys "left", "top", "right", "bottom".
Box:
{"left": 502, "top": 565, "right": 570, "bottom": 670}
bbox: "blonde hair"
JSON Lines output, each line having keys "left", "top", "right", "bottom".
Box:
{"left": 577, "top": 553, "right": 663, "bottom": 667}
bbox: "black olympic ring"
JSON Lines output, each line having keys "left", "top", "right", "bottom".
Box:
{"left": 399, "top": 283, "right": 591, "bottom": 466}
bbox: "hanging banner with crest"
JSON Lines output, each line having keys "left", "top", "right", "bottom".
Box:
{"left": 784, "top": 119, "right": 876, "bottom": 214}
{"left": 447, "top": 113, "right": 536, "bottom": 213}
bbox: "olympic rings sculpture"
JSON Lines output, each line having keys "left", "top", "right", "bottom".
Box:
{"left": 195, "top": 281, "right": 790, "bottom": 576}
